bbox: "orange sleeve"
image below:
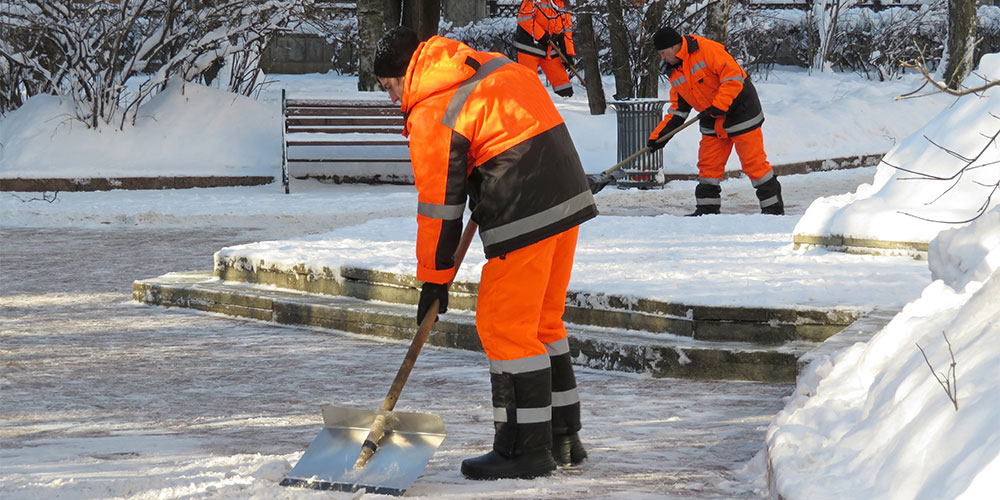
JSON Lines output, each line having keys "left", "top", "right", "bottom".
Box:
{"left": 407, "top": 105, "right": 467, "bottom": 284}
{"left": 706, "top": 44, "right": 746, "bottom": 112}
{"left": 560, "top": 6, "right": 574, "bottom": 55}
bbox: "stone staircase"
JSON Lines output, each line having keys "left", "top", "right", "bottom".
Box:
{"left": 133, "top": 257, "right": 868, "bottom": 383}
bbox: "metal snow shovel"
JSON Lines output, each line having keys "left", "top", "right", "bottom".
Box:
{"left": 280, "top": 220, "right": 479, "bottom": 496}
{"left": 587, "top": 115, "right": 699, "bottom": 194}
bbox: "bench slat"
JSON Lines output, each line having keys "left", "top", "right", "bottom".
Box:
{"left": 287, "top": 158, "right": 411, "bottom": 163}
{"left": 287, "top": 127, "right": 404, "bottom": 134}
{"left": 287, "top": 107, "right": 402, "bottom": 117}
{"left": 287, "top": 140, "right": 408, "bottom": 146}
{"left": 286, "top": 99, "right": 396, "bottom": 107}
{"left": 287, "top": 117, "right": 404, "bottom": 127}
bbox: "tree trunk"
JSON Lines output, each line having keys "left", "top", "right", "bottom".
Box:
{"left": 944, "top": 0, "right": 977, "bottom": 89}
{"left": 384, "top": 0, "right": 402, "bottom": 28}
{"left": 637, "top": 0, "right": 665, "bottom": 98}
{"left": 357, "top": 0, "right": 384, "bottom": 91}
{"left": 704, "top": 0, "right": 730, "bottom": 46}
{"left": 442, "top": 0, "right": 484, "bottom": 26}
{"left": 606, "top": 0, "right": 632, "bottom": 100}
{"left": 577, "top": 3, "right": 606, "bottom": 114}
{"left": 402, "top": 0, "right": 441, "bottom": 41}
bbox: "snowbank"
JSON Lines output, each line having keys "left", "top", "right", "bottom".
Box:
{"left": 214, "top": 213, "right": 930, "bottom": 310}
{"left": 0, "top": 80, "right": 280, "bottom": 178}
{"left": 793, "top": 54, "right": 1000, "bottom": 244}
{"left": 766, "top": 209, "right": 1000, "bottom": 500}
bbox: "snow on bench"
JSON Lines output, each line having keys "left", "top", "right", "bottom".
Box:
{"left": 281, "top": 91, "right": 412, "bottom": 193}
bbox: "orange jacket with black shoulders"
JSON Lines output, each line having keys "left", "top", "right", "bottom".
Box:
{"left": 650, "top": 34, "right": 764, "bottom": 140}
{"left": 512, "top": 0, "right": 575, "bottom": 59}
{"left": 399, "top": 36, "right": 596, "bottom": 284}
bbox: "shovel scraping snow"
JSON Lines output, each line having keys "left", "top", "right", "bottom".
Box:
{"left": 279, "top": 406, "right": 446, "bottom": 495}
{"left": 280, "top": 220, "right": 478, "bottom": 496}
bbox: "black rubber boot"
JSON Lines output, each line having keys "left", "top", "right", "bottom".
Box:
{"left": 754, "top": 173, "right": 784, "bottom": 215}
{"left": 552, "top": 432, "right": 587, "bottom": 467}
{"left": 685, "top": 206, "right": 721, "bottom": 217}
{"left": 548, "top": 339, "right": 586, "bottom": 466}
{"left": 460, "top": 449, "right": 557, "bottom": 480}
{"left": 687, "top": 179, "right": 721, "bottom": 216}
{"left": 461, "top": 363, "right": 557, "bottom": 480}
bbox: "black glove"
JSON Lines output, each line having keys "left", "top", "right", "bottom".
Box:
{"left": 698, "top": 105, "right": 725, "bottom": 120}
{"left": 647, "top": 138, "right": 666, "bottom": 151}
{"left": 587, "top": 172, "right": 616, "bottom": 194}
{"left": 416, "top": 282, "right": 448, "bottom": 325}
{"left": 555, "top": 87, "right": 574, "bottom": 98}
{"left": 538, "top": 33, "right": 551, "bottom": 46}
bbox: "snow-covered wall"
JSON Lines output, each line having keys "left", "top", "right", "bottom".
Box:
{"left": 793, "top": 54, "right": 1000, "bottom": 244}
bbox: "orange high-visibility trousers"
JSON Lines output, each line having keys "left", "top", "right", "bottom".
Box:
{"left": 476, "top": 225, "right": 579, "bottom": 361}
{"left": 697, "top": 127, "right": 772, "bottom": 181}
{"left": 517, "top": 52, "right": 572, "bottom": 94}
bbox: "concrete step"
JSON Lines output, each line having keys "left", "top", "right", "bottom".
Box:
{"left": 215, "top": 260, "right": 861, "bottom": 345}
{"left": 133, "top": 271, "right": 815, "bottom": 383}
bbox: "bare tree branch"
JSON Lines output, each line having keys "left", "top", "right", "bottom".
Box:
{"left": 897, "top": 43, "right": 1000, "bottom": 100}
{"left": 916, "top": 331, "right": 958, "bottom": 412}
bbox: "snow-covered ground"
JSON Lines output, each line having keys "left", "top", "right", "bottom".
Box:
{"left": 2, "top": 54, "right": 999, "bottom": 499}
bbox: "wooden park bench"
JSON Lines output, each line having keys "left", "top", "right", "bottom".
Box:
{"left": 281, "top": 91, "right": 411, "bottom": 193}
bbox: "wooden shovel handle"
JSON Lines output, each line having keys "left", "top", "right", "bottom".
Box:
{"left": 548, "top": 38, "right": 586, "bottom": 87}
{"left": 602, "top": 115, "right": 698, "bottom": 175}
{"left": 356, "top": 220, "right": 478, "bottom": 469}
{"left": 380, "top": 219, "right": 477, "bottom": 411}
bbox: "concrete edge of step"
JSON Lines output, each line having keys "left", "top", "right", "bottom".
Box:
{"left": 766, "top": 306, "right": 899, "bottom": 499}
{"left": 132, "top": 272, "right": 819, "bottom": 383}
{"left": 792, "top": 234, "right": 929, "bottom": 260}
{"left": 213, "top": 261, "right": 866, "bottom": 341}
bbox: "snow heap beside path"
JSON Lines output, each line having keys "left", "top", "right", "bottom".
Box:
{"left": 0, "top": 79, "right": 280, "bottom": 178}
{"left": 765, "top": 208, "right": 1000, "bottom": 500}
{"left": 794, "top": 53, "right": 1000, "bottom": 245}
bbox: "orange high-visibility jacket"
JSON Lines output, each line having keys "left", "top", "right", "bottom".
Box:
{"left": 513, "top": 0, "right": 575, "bottom": 59}
{"left": 650, "top": 35, "right": 764, "bottom": 140}
{"left": 399, "top": 36, "right": 597, "bottom": 284}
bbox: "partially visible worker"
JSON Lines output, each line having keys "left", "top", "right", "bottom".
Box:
{"left": 373, "top": 26, "right": 597, "bottom": 480}
{"left": 647, "top": 26, "right": 784, "bottom": 216}
{"left": 512, "top": 0, "right": 576, "bottom": 98}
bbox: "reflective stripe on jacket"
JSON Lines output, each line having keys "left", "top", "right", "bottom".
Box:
{"left": 400, "top": 36, "right": 596, "bottom": 284}
{"left": 650, "top": 35, "right": 764, "bottom": 140}
{"left": 512, "top": 0, "right": 574, "bottom": 59}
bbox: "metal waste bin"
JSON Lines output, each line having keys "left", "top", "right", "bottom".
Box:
{"left": 608, "top": 99, "right": 668, "bottom": 189}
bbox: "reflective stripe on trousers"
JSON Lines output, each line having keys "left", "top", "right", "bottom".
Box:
{"left": 517, "top": 52, "right": 571, "bottom": 93}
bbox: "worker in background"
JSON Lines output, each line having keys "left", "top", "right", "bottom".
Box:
{"left": 512, "top": 0, "right": 575, "bottom": 98}
{"left": 373, "top": 26, "right": 596, "bottom": 481}
{"left": 647, "top": 26, "right": 784, "bottom": 216}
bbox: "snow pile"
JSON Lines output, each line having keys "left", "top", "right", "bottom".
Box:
{"left": 215, "top": 213, "right": 930, "bottom": 310}
{"left": 766, "top": 208, "right": 1000, "bottom": 500}
{"left": 929, "top": 209, "right": 1000, "bottom": 290}
{"left": 793, "top": 54, "right": 1000, "bottom": 244}
{"left": 0, "top": 80, "right": 280, "bottom": 178}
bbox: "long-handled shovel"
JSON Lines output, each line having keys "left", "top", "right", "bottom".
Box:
{"left": 280, "top": 220, "right": 479, "bottom": 496}
{"left": 547, "top": 38, "right": 586, "bottom": 87}
{"left": 587, "top": 116, "right": 699, "bottom": 194}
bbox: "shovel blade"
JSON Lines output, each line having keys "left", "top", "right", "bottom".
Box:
{"left": 280, "top": 406, "right": 446, "bottom": 496}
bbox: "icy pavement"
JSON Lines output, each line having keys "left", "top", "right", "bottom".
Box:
{"left": 1, "top": 226, "right": 790, "bottom": 499}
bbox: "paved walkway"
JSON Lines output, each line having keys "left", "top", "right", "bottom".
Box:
{"left": 1, "top": 226, "right": 787, "bottom": 499}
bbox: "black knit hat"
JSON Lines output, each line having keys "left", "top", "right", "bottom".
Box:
{"left": 653, "top": 27, "right": 682, "bottom": 51}
{"left": 373, "top": 26, "right": 420, "bottom": 78}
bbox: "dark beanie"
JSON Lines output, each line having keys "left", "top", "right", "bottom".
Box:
{"left": 373, "top": 26, "right": 420, "bottom": 78}
{"left": 653, "top": 27, "right": 682, "bottom": 51}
